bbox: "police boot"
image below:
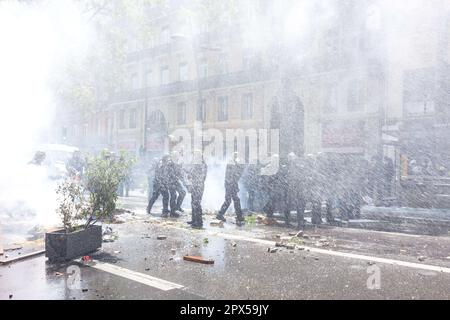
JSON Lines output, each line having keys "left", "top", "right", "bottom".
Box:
{"left": 216, "top": 214, "right": 226, "bottom": 222}
{"left": 170, "top": 211, "right": 180, "bottom": 218}
{"left": 236, "top": 214, "right": 245, "bottom": 226}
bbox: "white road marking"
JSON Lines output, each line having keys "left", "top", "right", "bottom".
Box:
{"left": 214, "top": 232, "right": 450, "bottom": 274}
{"left": 164, "top": 223, "right": 450, "bottom": 274}
{"left": 89, "top": 260, "right": 184, "bottom": 291}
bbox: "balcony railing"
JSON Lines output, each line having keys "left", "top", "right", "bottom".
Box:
{"left": 110, "top": 65, "right": 277, "bottom": 103}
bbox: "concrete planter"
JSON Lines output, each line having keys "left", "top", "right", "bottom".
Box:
{"left": 45, "top": 225, "right": 102, "bottom": 262}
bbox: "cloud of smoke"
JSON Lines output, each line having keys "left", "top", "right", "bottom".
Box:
{"left": 0, "top": 0, "right": 91, "bottom": 235}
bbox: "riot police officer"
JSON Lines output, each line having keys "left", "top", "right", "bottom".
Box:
{"left": 186, "top": 150, "right": 208, "bottom": 229}
{"left": 146, "top": 155, "right": 171, "bottom": 217}
{"left": 216, "top": 152, "right": 245, "bottom": 225}
{"left": 170, "top": 151, "right": 186, "bottom": 213}
{"left": 305, "top": 154, "right": 322, "bottom": 225}
{"left": 284, "top": 153, "right": 307, "bottom": 229}
{"left": 242, "top": 162, "right": 260, "bottom": 212}
{"left": 262, "top": 154, "right": 283, "bottom": 223}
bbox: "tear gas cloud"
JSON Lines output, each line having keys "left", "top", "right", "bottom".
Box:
{"left": 0, "top": 0, "right": 91, "bottom": 233}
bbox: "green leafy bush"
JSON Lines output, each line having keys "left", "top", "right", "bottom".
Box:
{"left": 82, "top": 150, "right": 133, "bottom": 228}
{"left": 55, "top": 150, "right": 133, "bottom": 231}
{"left": 55, "top": 178, "right": 89, "bottom": 233}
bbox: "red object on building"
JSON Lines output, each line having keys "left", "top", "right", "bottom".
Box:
{"left": 322, "top": 120, "right": 366, "bottom": 149}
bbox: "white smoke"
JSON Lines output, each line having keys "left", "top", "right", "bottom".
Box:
{"left": 0, "top": 0, "right": 91, "bottom": 233}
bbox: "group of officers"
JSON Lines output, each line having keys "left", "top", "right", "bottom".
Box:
{"left": 146, "top": 150, "right": 382, "bottom": 230}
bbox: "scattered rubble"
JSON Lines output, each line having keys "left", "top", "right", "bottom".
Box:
{"left": 256, "top": 215, "right": 278, "bottom": 226}
{"left": 418, "top": 256, "right": 427, "bottom": 262}
{"left": 103, "top": 227, "right": 119, "bottom": 242}
{"left": 210, "top": 220, "right": 224, "bottom": 227}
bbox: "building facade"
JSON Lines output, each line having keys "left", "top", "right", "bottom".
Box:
{"left": 58, "top": 0, "right": 450, "bottom": 168}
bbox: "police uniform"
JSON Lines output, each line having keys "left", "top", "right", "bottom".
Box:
{"left": 186, "top": 161, "right": 208, "bottom": 228}
{"left": 217, "top": 160, "right": 245, "bottom": 223}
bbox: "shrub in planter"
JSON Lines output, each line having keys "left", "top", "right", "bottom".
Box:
{"left": 82, "top": 150, "right": 133, "bottom": 226}
{"left": 46, "top": 178, "right": 101, "bottom": 262}
{"left": 45, "top": 151, "right": 132, "bottom": 262}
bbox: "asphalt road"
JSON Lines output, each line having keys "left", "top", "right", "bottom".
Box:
{"left": 2, "top": 195, "right": 450, "bottom": 300}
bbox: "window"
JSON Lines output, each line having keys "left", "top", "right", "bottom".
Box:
{"left": 218, "top": 96, "right": 228, "bottom": 122}
{"left": 179, "top": 62, "right": 188, "bottom": 81}
{"left": 131, "top": 73, "right": 139, "bottom": 90}
{"left": 347, "top": 82, "right": 365, "bottom": 112}
{"left": 160, "top": 26, "right": 170, "bottom": 45}
{"left": 196, "top": 99, "right": 206, "bottom": 122}
{"left": 243, "top": 53, "right": 252, "bottom": 70}
{"left": 241, "top": 93, "right": 253, "bottom": 120}
{"left": 198, "top": 59, "right": 208, "bottom": 78}
{"left": 145, "top": 69, "right": 153, "bottom": 87}
{"left": 218, "top": 54, "right": 229, "bottom": 74}
{"left": 177, "top": 102, "right": 186, "bottom": 125}
{"left": 160, "top": 66, "right": 170, "bottom": 85}
{"left": 324, "top": 86, "right": 338, "bottom": 113}
{"left": 119, "top": 110, "right": 126, "bottom": 129}
{"left": 129, "top": 109, "right": 137, "bottom": 129}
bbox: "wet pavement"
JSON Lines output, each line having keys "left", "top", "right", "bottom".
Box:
{"left": 3, "top": 194, "right": 450, "bottom": 299}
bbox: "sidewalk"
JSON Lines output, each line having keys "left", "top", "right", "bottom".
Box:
{"left": 117, "top": 190, "right": 450, "bottom": 236}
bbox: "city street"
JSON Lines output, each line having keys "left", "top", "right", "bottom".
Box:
{"left": 3, "top": 194, "right": 450, "bottom": 300}
{"left": 2, "top": 0, "right": 450, "bottom": 305}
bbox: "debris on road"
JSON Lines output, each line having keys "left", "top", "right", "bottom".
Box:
{"left": 268, "top": 248, "right": 278, "bottom": 253}
{"left": 295, "top": 231, "right": 304, "bottom": 238}
{"left": 113, "top": 250, "right": 121, "bottom": 254}
{"left": 103, "top": 227, "right": 118, "bottom": 242}
{"left": 55, "top": 272, "right": 64, "bottom": 276}
{"left": 171, "top": 248, "right": 176, "bottom": 254}
{"left": 210, "top": 220, "right": 224, "bottom": 227}
{"left": 418, "top": 256, "right": 427, "bottom": 262}
{"left": 245, "top": 215, "right": 257, "bottom": 225}
{"left": 257, "top": 215, "right": 278, "bottom": 226}
{"left": 183, "top": 255, "right": 214, "bottom": 265}
{"left": 82, "top": 255, "right": 92, "bottom": 262}
{"left": 231, "top": 242, "right": 237, "bottom": 247}
{"left": 82, "top": 289, "right": 88, "bottom": 292}
{"left": 203, "top": 237, "right": 209, "bottom": 245}
{"left": 156, "top": 235, "right": 167, "bottom": 240}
